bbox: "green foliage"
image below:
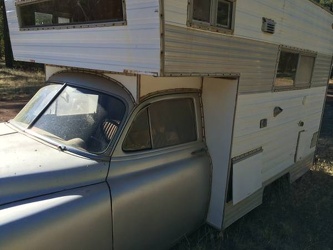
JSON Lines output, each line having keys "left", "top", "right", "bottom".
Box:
{"left": 312, "top": 0, "right": 333, "bottom": 10}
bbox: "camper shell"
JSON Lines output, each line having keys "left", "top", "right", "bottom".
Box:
{"left": 1, "top": 0, "right": 333, "bottom": 249}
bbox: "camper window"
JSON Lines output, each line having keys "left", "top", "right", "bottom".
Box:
{"left": 16, "top": 0, "right": 125, "bottom": 30}
{"left": 275, "top": 50, "right": 315, "bottom": 90}
{"left": 123, "top": 98, "right": 197, "bottom": 152}
{"left": 189, "top": 0, "right": 236, "bottom": 32}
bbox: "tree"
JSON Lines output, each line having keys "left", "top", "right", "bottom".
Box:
{"left": 313, "top": 0, "right": 333, "bottom": 10}
{"left": 0, "top": 1, "right": 3, "bottom": 59}
{"left": 1, "top": 0, "right": 14, "bottom": 67}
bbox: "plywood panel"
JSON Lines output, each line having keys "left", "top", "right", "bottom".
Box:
{"left": 233, "top": 152, "right": 263, "bottom": 205}
{"left": 202, "top": 77, "right": 238, "bottom": 229}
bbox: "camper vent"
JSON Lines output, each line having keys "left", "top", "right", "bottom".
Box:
{"left": 262, "top": 18, "right": 276, "bottom": 34}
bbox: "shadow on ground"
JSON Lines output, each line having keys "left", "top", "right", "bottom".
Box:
{"left": 173, "top": 97, "right": 333, "bottom": 250}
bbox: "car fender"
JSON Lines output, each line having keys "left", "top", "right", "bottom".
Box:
{"left": 0, "top": 183, "right": 112, "bottom": 250}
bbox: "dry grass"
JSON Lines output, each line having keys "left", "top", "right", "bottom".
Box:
{"left": 314, "top": 160, "right": 333, "bottom": 176}
{"left": 173, "top": 158, "right": 333, "bottom": 250}
{"left": 0, "top": 64, "right": 44, "bottom": 101}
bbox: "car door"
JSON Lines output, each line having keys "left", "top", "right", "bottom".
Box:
{"left": 108, "top": 93, "right": 211, "bottom": 250}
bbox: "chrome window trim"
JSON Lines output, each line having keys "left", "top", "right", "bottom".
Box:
{"left": 273, "top": 46, "right": 317, "bottom": 91}
{"left": 187, "top": 0, "right": 236, "bottom": 34}
{"left": 19, "top": 21, "right": 127, "bottom": 31}
{"left": 118, "top": 92, "right": 203, "bottom": 155}
{"left": 16, "top": 0, "right": 127, "bottom": 31}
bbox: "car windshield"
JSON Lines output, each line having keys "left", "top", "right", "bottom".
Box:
{"left": 13, "top": 84, "right": 126, "bottom": 154}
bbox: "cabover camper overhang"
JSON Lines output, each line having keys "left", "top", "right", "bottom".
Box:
{"left": 2, "top": 0, "right": 333, "bottom": 248}
{"left": 5, "top": 0, "right": 333, "bottom": 77}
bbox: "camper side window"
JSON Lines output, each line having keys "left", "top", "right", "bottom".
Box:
{"left": 189, "top": 0, "right": 236, "bottom": 33}
{"left": 16, "top": 0, "right": 125, "bottom": 30}
{"left": 275, "top": 50, "right": 316, "bottom": 90}
{"left": 123, "top": 98, "right": 197, "bottom": 152}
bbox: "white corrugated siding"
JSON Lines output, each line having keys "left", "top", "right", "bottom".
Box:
{"left": 5, "top": 0, "right": 161, "bottom": 74}
{"left": 165, "top": 0, "right": 333, "bottom": 55}
{"left": 164, "top": 24, "right": 278, "bottom": 93}
{"left": 235, "top": 0, "right": 333, "bottom": 55}
{"left": 163, "top": 0, "right": 331, "bottom": 228}
{"left": 232, "top": 87, "right": 326, "bottom": 183}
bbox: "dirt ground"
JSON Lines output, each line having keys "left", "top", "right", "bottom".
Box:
{"left": 0, "top": 100, "right": 28, "bottom": 122}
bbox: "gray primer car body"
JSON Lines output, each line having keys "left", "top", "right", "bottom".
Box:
{"left": 0, "top": 72, "right": 211, "bottom": 250}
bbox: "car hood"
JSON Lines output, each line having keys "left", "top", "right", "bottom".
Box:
{"left": 0, "top": 123, "right": 110, "bottom": 206}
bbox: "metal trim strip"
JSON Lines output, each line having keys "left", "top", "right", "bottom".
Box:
{"left": 232, "top": 147, "right": 263, "bottom": 164}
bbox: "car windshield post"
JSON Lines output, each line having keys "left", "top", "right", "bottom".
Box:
{"left": 27, "top": 83, "right": 66, "bottom": 129}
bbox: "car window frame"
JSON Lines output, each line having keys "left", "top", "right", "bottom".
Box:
{"left": 121, "top": 93, "right": 202, "bottom": 154}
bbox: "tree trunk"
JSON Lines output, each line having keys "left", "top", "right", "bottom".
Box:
{"left": 2, "top": 0, "right": 13, "bottom": 68}
{"left": 0, "top": 37, "right": 2, "bottom": 59}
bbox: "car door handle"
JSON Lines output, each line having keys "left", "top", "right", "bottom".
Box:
{"left": 191, "top": 148, "right": 207, "bottom": 155}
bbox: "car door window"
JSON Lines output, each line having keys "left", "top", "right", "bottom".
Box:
{"left": 123, "top": 98, "right": 197, "bottom": 152}
{"left": 122, "top": 109, "right": 152, "bottom": 151}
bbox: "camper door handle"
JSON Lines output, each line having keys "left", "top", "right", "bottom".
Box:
{"left": 191, "top": 148, "right": 207, "bottom": 155}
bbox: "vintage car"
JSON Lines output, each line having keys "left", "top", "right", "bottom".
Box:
{"left": 0, "top": 72, "right": 211, "bottom": 250}
{"left": 2, "top": 0, "right": 332, "bottom": 248}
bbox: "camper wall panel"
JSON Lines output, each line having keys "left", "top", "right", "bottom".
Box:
{"left": 223, "top": 188, "right": 263, "bottom": 229}
{"left": 164, "top": 25, "right": 278, "bottom": 94}
{"left": 312, "top": 54, "right": 333, "bottom": 87}
{"left": 289, "top": 153, "right": 314, "bottom": 183}
{"left": 5, "top": 0, "right": 161, "bottom": 74}
{"left": 234, "top": 0, "right": 333, "bottom": 55}
{"left": 164, "top": 0, "right": 333, "bottom": 55}
{"left": 231, "top": 87, "right": 326, "bottom": 183}
{"left": 164, "top": 0, "right": 188, "bottom": 27}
